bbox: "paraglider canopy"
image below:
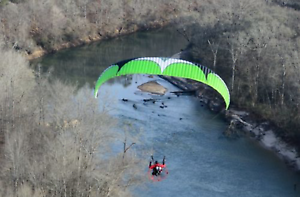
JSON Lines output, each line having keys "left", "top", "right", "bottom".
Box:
{"left": 94, "top": 57, "right": 230, "bottom": 109}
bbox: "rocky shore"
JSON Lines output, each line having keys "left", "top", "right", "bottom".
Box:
{"left": 155, "top": 53, "right": 300, "bottom": 171}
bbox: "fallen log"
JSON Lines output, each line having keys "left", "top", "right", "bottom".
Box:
{"left": 170, "top": 90, "right": 196, "bottom": 95}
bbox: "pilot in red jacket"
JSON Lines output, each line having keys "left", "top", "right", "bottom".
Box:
{"left": 149, "top": 156, "right": 166, "bottom": 176}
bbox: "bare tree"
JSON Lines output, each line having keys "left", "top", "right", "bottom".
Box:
{"left": 0, "top": 39, "right": 147, "bottom": 196}
{"left": 227, "top": 40, "right": 241, "bottom": 92}
{"left": 207, "top": 39, "right": 219, "bottom": 71}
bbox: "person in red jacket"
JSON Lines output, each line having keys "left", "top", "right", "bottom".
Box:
{"left": 149, "top": 155, "right": 166, "bottom": 176}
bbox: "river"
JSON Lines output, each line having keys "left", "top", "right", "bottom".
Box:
{"left": 32, "top": 27, "right": 300, "bottom": 197}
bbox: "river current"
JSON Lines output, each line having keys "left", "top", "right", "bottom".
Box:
{"left": 33, "top": 28, "right": 300, "bottom": 197}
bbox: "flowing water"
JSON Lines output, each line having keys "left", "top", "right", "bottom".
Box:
{"left": 32, "top": 27, "right": 300, "bottom": 197}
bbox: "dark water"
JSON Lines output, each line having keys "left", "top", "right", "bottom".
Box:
{"left": 33, "top": 28, "right": 300, "bottom": 197}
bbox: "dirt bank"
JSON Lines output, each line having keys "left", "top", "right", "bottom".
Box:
{"left": 27, "top": 21, "right": 167, "bottom": 60}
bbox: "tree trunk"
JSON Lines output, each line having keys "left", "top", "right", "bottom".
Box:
{"left": 281, "top": 63, "right": 286, "bottom": 106}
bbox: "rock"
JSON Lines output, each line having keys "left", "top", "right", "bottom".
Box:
{"left": 143, "top": 98, "right": 155, "bottom": 102}
{"left": 208, "top": 99, "right": 222, "bottom": 112}
{"left": 137, "top": 81, "right": 167, "bottom": 95}
{"left": 27, "top": 48, "right": 46, "bottom": 60}
{"left": 260, "top": 130, "right": 277, "bottom": 148}
{"left": 198, "top": 97, "right": 209, "bottom": 105}
{"left": 229, "top": 109, "right": 249, "bottom": 118}
{"left": 132, "top": 104, "right": 137, "bottom": 109}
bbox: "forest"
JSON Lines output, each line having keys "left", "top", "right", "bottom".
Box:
{"left": 0, "top": 0, "right": 192, "bottom": 57}
{"left": 1, "top": 0, "right": 300, "bottom": 196}
{"left": 181, "top": 0, "right": 300, "bottom": 145}
{"left": 0, "top": 41, "right": 147, "bottom": 196}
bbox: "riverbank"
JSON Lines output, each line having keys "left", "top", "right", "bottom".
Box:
{"left": 16, "top": 0, "right": 299, "bottom": 171}
{"left": 26, "top": 21, "right": 167, "bottom": 60}
{"left": 134, "top": 72, "right": 300, "bottom": 171}
{"left": 159, "top": 52, "right": 300, "bottom": 171}
{"left": 25, "top": 21, "right": 300, "bottom": 172}
{"left": 1, "top": 0, "right": 202, "bottom": 61}
{"left": 26, "top": 30, "right": 300, "bottom": 195}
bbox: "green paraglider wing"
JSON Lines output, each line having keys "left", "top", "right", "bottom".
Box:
{"left": 94, "top": 57, "right": 230, "bottom": 109}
